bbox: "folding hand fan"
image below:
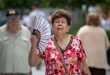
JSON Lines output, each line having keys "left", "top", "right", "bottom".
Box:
{"left": 32, "top": 16, "right": 51, "bottom": 52}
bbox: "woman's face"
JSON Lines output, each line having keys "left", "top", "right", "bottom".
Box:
{"left": 52, "top": 17, "right": 69, "bottom": 34}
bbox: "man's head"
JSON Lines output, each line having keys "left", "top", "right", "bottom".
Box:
{"left": 6, "top": 9, "right": 20, "bottom": 23}
{"left": 6, "top": 9, "right": 21, "bottom": 34}
{"left": 32, "top": 1, "right": 40, "bottom": 9}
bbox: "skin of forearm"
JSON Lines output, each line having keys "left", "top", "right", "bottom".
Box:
{"left": 29, "top": 46, "right": 37, "bottom": 67}
{"left": 81, "top": 62, "right": 91, "bottom": 75}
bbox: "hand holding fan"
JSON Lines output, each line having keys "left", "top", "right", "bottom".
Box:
{"left": 32, "top": 16, "right": 51, "bottom": 52}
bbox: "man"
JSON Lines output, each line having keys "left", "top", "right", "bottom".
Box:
{"left": 0, "top": 9, "right": 31, "bottom": 75}
{"left": 24, "top": 1, "right": 47, "bottom": 32}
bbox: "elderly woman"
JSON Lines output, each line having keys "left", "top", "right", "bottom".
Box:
{"left": 77, "top": 12, "right": 110, "bottom": 75}
{"left": 29, "top": 9, "right": 91, "bottom": 75}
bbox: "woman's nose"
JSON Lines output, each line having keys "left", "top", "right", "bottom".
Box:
{"left": 58, "top": 21, "right": 62, "bottom": 25}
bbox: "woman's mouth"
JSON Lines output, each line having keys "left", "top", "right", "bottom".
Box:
{"left": 57, "top": 28, "right": 63, "bottom": 31}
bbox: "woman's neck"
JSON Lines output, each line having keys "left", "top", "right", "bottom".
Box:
{"left": 54, "top": 33, "right": 68, "bottom": 43}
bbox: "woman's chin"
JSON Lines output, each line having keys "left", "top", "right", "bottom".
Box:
{"left": 57, "top": 31, "right": 65, "bottom": 34}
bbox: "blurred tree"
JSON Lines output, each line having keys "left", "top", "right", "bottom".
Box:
{"left": 0, "top": 0, "right": 5, "bottom": 10}
{"left": 3, "top": 0, "right": 32, "bottom": 9}
{"left": 0, "top": 0, "right": 110, "bottom": 10}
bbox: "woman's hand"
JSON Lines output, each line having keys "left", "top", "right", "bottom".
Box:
{"left": 29, "top": 35, "right": 40, "bottom": 67}
{"left": 80, "top": 61, "right": 91, "bottom": 75}
{"left": 30, "top": 35, "right": 38, "bottom": 47}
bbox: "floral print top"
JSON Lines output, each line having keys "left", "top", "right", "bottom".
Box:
{"left": 36, "top": 36, "right": 86, "bottom": 75}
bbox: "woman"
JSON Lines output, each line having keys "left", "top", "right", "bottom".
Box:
{"left": 77, "top": 12, "right": 110, "bottom": 75}
{"left": 29, "top": 9, "right": 91, "bottom": 75}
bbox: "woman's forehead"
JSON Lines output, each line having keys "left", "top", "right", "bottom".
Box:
{"left": 54, "top": 17, "right": 67, "bottom": 20}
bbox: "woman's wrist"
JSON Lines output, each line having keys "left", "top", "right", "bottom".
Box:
{"left": 31, "top": 45, "right": 37, "bottom": 49}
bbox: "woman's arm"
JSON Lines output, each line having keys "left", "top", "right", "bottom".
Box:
{"left": 28, "top": 35, "right": 41, "bottom": 67}
{"left": 29, "top": 45, "right": 41, "bottom": 67}
{"left": 80, "top": 61, "right": 91, "bottom": 75}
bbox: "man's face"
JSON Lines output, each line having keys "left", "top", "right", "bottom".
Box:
{"left": 6, "top": 16, "right": 20, "bottom": 24}
{"left": 6, "top": 16, "right": 20, "bottom": 33}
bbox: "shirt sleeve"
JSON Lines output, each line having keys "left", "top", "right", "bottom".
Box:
{"left": 78, "top": 39, "right": 86, "bottom": 62}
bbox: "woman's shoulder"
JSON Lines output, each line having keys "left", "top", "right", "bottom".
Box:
{"left": 71, "top": 35, "right": 80, "bottom": 40}
{"left": 71, "top": 35, "right": 82, "bottom": 45}
{"left": 79, "top": 25, "right": 88, "bottom": 30}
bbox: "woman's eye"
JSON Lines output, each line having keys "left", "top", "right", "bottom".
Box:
{"left": 55, "top": 21, "right": 59, "bottom": 23}
{"left": 62, "top": 21, "right": 66, "bottom": 23}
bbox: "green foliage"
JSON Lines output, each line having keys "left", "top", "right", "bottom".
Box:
{"left": 0, "top": 2, "right": 5, "bottom": 10}
{"left": 39, "top": 0, "right": 50, "bottom": 8}
{"left": 2, "top": 0, "right": 32, "bottom": 9}
{"left": 0, "top": 0, "right": 109, "bottom": 13}
{"left": 0, "top": 0, "right": 109, "bottom": 10}
{"left": 69, "top": 15, "right": 85, "bottom": 35}
{"left": 106, "top": 32, "right": 110, "bottom": 41}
